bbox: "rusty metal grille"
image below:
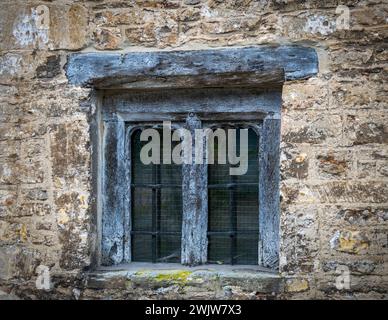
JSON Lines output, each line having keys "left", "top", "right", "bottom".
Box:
{"left": 207, "top": 127, "right": 259, "bottom": 265}
{"left": 131, "top": 129, "right": 182, "bottom": 263}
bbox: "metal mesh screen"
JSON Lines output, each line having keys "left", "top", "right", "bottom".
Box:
{"left": 131, "top": 129, "right": 182, "bottom": 263}
{"left": 208, "top": 127, "right": 259, "bottom": 265}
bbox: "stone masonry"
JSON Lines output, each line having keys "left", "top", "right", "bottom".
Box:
{"left": 0, "top": 0, "right": 387, "bottom": 299}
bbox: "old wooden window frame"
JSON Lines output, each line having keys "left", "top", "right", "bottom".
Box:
{"left": 66, "top": 45, "right": 318, "bottom": 271}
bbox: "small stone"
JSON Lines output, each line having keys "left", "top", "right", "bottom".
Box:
{"left": 94, "top": 27, "right": 122, "bottom": 50}
{"left": 17, "top": 203, "right": 51, "bottom": 217}
{"left": 317, "top": 152, "right": 348, "bottom": 177}
{"left": 125, "top": 25, "right": 156, "bottom": 46}
{"left": 178, "top": 8, "right": 201, "bottom": 22}
{"left": 295, "top": 153, "right": 307, "bottom": 163}
{"left": 135, "top": 0, "right": 181, "bottom": 9}
{"left": 72, "top": 288, "right": 81, "bottom": 300}
{"left": 184, "top": 0, "right": 201, "bottom": 5}
{"left": 36, "top": 55, "right": 61, "bottom": 79}
{"left": 286, "top": 278, "right": 309, "bottom": 292}
{"left": 22, "top": 188, "right": 48, "bottom": 201}
{"left": 330, "top": 230, "right": 370, "bottom": 254}
{"left": 0, "top": 289, "right": 20, "bottom": 300}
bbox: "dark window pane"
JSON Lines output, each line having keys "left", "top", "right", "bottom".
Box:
{"left": 160, "top": 162, "right": 182, "bottom": 185}
{"left": 131, "top": 128, "right": 182, "bottom": 263}
{"left": 236, "top": 187, "right": 259, "bottom": 232}
{"left": 208, "top": 163, "right": 230, "bottom": 185}
{"left": 132, "top": 129, "right": 154, "bottom": 184}
{"left": 207, "top": 235, "right": 231, "bottom": 265}
{"left": 160, "top": 188, "right": 182, "bottom": 233}
{"left": 208, "top": 127, "right": 259, "bottom": 265}
{"left": 207, "top": 234, "right": 260, "bottom": 265}
{"left": 235, "top": 129, "right": 259, "bottom": 184}
{"left": 236, "top": 234, "right": 258, "bottom": 265}
{"left": 132, "top": 188, "right": 152, "bottom": 231}
{"left": 158, "top": 236, "right": 181, "bottom": 263}
{"left": 131, "top": 234, "right": 152, "bottom": 262}
{"left": 208, "top": 188, "right": 230, "bottom": 232}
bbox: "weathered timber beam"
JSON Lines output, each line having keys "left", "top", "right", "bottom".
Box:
{"left": 66, "top": 45, "right": 318, "bottom": 89}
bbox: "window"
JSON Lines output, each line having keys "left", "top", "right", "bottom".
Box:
{"left": 131, "top": 128, "right": 182, "bottom": 263}
{"left": 67, "top": 45, "right": 318, "bottom": 271}
{"left": 207, "top": 127, "right": 259, "bottom": 265}
{"left": 99, "top": 88, "right": 281, "bottom": 269}
{"left": 130, "top": 123, "right": 261, "bottom": 265}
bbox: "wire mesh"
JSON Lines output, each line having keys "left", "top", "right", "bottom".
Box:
{"left": 131, "top": 129, "right": 182, "bottom": 263}
{"left": 130, "top": 126, "right": 259, "bottom": 265}
{"left": 207, "top": 127, "right": 259, "bottom": 265}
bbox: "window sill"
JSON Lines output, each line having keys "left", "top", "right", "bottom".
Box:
{"left": 85, "top": 263, "right": 284, "bottom": 295}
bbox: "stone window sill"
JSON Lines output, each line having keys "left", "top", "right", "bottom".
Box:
{"left": 85, "top": 263, "right": 283, "bottom": 295}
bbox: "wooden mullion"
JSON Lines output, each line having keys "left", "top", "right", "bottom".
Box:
{"left": 101, "top": 120, "right": 126, "bottom": 265}
{"left": 258, "top": 118, "right": 280, "bottom": 269}
{"left": 181, "top": 114, "right": 208, "bottom": 265}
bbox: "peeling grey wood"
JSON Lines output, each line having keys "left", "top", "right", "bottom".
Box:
{"left": 123, "top": 125, "right": 133, "bottom": 263}
{"left": 102, "top": 88, "right": 282, "bottom": 121}
{"left": 108, "top": 111, "right": 275, "bottom": 123}
{"left": 181, "top": 114, "right": 208, "bottom": 266}
{"left": 94, "top": 69, "right": 284, "bottom": 90}
{"left": 66, "top": 45, "right": 318, "bottom": 88}
{"left": 89, "top": 91, "right": 102, "bottom": 268}
{"left": 101, "top": 119, "right": 126, "bottom": 265}
{"left": 259, "top": 118, "right": 280, "bottom": 269}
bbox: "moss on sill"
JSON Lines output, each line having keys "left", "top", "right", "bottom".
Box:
{"left": 85, "top": 263, "right": 284, "bottom": 295}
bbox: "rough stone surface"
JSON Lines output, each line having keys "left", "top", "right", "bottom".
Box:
{"left": 0, "top": 0, "right": 387, "bottom": 299}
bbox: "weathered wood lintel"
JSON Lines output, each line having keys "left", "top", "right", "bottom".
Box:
{"left": 66, "top": 46, "right": 318, "bottom": 89}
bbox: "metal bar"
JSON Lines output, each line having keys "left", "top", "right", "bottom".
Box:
{"left": 156, "top": 162, "right": 162, "bottom": 262}
{"left": 131, "top": 183, "right": 182, "bottom": 189}
{"left": 206, "top": 231, "right": 258, "bottom": 235}
{"left": 230, "top": 174, "right": 237, "bottom": 265}
{"left": 131, "top": 231, "right": 182, "bottom": 235}
{"left": 208, "top": 182, "right": 258, "bottom": 189}
{"left": 151, "top": 164, "right": 157, "bottom": 263}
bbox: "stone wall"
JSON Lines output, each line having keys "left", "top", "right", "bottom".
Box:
{"left": 0, "top": 0, "right": 387, "bottom": 299}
